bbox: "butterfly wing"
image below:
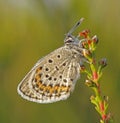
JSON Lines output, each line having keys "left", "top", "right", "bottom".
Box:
{"left": 17, "top": 46, "right": 80, "bottom": 103}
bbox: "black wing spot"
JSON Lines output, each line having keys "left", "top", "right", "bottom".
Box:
{"left": 39, "top": 66, "right": 43, "bottom": 70}
{"left": 45, "top": 74, "right": 49, "bottom": 78}
{"left": 54, "top": 78, "right": 57, "bottom": 81}
{"left": 45, "top": 68, "right": 49, "bottom": 71}
{"left": 62, "top": 62, "right": 66, "bottom": 66}
{"left": 39, "top": 73, "right": 42, "bottom": 77}
{"left": 63, "top": 79, "right": 67, "bottom": 83}
{"left": 48, "top": 77, "right": 52, "bottom": 80}
{"left": 57, "top": 55, "right": 61, "bottom": 58}
{"left": 35, "top": 78, "right": 37, "bottom": 82}
{"left": 55, "top": 66, "right": 59, "bottom": 70}
{"left": 48, "top": 59, "right": 53, "bottom": 63}
{"left": 59, "top": 75, "right": 62, "bottom": 79}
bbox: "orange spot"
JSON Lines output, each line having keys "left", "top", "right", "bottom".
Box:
{"left": 36, "top": 75, "right": 40, "bottom": 79}
{"left": 60, "top": 85, "right": 70, "bottom": 92}
{"left": 61, "top": 85, "right": 67, "bottom": 91}
{"left": 54, "top": 85, "right": 59, "bottom": 90}
{"left": 36, "top": 68, "right": 41, "bottom": 74}
{"left": 37, "top": 84, "right": 71, "bottom": 95}
{"left": 46, "top": 85, "right": 52, "bottom": 90}
{"left": 34, "top": 69, "right": 42, "bottom": 83}
{"left": 36, "top": 67, "right": 43, "bottom": 76}
{"left": 49, "top": 87, "right": 54, "bottom": 94}
{"left": 37, "top": 81, "right": 42, "bottom": 88}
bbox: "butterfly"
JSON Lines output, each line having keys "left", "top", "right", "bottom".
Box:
{"left": 17, "top": 18, "right": 87, "bottom": 103}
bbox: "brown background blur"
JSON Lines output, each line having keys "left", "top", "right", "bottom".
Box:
{"left": 0, "top": 0, "right": 120, "bottom": 123}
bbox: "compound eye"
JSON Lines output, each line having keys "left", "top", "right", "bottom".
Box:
{"left": 64, "top": 36, "right": 74, "bottom": 44}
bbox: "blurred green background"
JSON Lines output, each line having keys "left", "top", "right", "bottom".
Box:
{"left": 0, "top": 0, "right": 120, "bottom": 123}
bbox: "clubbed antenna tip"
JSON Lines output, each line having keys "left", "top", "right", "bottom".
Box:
{"left": 67, "top": 18, "right": 84, "bottom": 35}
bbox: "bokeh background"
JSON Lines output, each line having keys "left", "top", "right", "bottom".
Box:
{"left": 0, "top": 0, "right": 120, "bottom": 123}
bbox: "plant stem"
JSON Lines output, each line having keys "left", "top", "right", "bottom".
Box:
{"left": 80, "top": 29, "right": 113, "bottom": 123}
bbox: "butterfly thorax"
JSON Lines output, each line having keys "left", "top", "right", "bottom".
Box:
{"left": 64, "top": 35, "right": 85, "bottom": 60}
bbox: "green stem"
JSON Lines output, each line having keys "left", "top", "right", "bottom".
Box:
{"left": 80, "top": 29, "right": 113, "bottom": 123}
{"left": 90, "top": 64, "right": 111, "bottom": 123}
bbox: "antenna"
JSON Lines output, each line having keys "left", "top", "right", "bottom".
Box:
{"left": 67, "top": 18, "right": 84, "bottom": 36}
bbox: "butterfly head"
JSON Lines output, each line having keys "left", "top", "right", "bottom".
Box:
{"left": 64, "top": 18, "right": 84, "bottom": 46}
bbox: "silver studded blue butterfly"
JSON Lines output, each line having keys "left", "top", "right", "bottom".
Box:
{"left": 17, "top": 18, "right": 87, "bottom": 103}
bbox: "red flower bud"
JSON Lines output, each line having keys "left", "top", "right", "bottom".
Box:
{"left": 92, "top": 71, "right": 98, "bottom": 80}
{"left": 79, "top": 29, "right": 90, "bottom": 38}
{"left": 92, "top": 35, "right": 99, "bottom": 44}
